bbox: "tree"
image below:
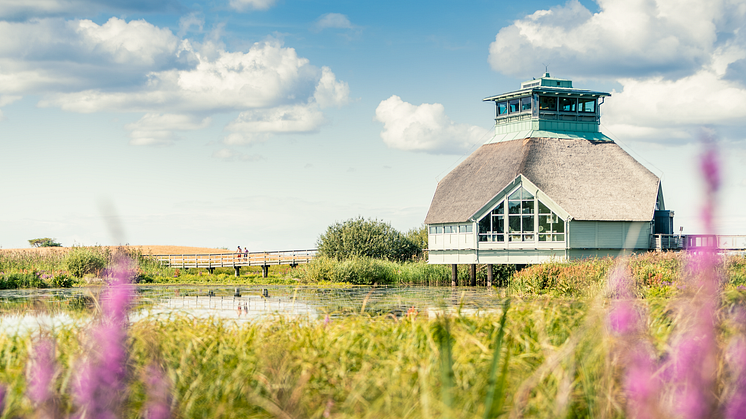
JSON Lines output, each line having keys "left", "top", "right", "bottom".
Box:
{"left": 317, "top": 217, "right": 420, "bottom": 262}
{"left": 405, "top": 225, "right": 428, "bottom": 261}
{"left": 28, "top": 238, "right": 62, "bottom": 247}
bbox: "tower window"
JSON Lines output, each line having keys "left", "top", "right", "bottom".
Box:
{"left": 509, "top": 99, "right": 520, "bottom": 113}
{"left": 579, "top": 98, "right": 596, "bottom": 113}
{"left": 521, "top": 97, "right": 531, "bottom": 111}
{"left": 539, "top": 96, "right": 557, "bottom": 111}
{"left": 497, "top": 101, "right": 508, "bottom": 115}
{"left": 560, "top": 98, "right": 577, "bottom": 112}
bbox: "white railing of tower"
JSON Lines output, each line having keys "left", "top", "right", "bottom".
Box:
{"left": 651, "top": 234, "right": 746, "bottom": 253}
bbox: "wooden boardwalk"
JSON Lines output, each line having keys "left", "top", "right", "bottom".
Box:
{"left": 152, "top": 249, "right": 317, "bottom": 277}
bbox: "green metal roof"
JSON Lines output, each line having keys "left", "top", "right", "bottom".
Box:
{"left": 483, "top": 73, "right": 610, "bottom": 102}
{"left": 484, "top": 130, "right": 614, "bottom": 144}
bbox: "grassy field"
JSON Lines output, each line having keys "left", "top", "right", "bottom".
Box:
{"left": 1, "top": 250, "right": 745, "bottom": 418}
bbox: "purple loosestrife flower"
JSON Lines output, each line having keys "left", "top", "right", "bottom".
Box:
{"left": 143, "top": 363, "right": 172, "bottom": 419}
{"left": 28, "top": 338, "right": 56, "bottom": 406}
{"left": 725, "top": 337, "right": 746, "bottom": 419}
{"left": 0, "top": 384, "right": 5, "bottom": 415}
{"left": 606, "top": 263, "right": 661, "bottom": 418}
{"left": 73, "top": 253, "right": 135, "bottom": 419}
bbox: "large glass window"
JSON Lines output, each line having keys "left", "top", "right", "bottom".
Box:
{"left": 521, "top": 97, "right": 531, "bottom": 111}
{"left": 578, "top": 98, "right": 596, "bottom": 113}
{"left": 560, "top": 97, "right": 577, "bottom": 112}
{"left": 497, "top": 101, "right": 508, "bottom": 115}
{"left": 478, "top": 187, "right": 564, "bottom": 243}
{"left": 539, "top": 96, "right": 557, "bottom": 110}
{"left": 509, "top": 99, "right": 520, "bottom": 113}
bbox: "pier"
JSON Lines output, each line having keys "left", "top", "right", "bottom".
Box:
{"left": 152, "top": 249, "right": 317, "bottom": 277}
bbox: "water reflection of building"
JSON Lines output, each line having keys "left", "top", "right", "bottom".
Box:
{"left": 425, "top": 74, "right": 675, "bottom": 282}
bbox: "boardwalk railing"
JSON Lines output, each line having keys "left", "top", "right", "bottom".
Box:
{"left": 651, "top": 234, "right": 746, "bottom": 253}
{"left": 152, "top": 249, "right": 318, "bottom": 277}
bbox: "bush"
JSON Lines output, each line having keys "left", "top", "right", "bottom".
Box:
{"left": 50, "top": 273, "right": 75, "bottom": 288}
{"left": 0, "top": 272, "right": 47, "bottom": 289}
{"left": 299, "top": 256, "right": 397, "bottom": 285}
{"left": 65, "top": 247, "right": 108, "bottom": 278}
{"left": 317, "top": 217, "right": 420, "bottom": 262}
{"left": 28, "top": 237, "right": 62, "bottom": 247}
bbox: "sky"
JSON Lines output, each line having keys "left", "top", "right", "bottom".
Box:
{"left": 1, "top": 0, "right": 745, "bottom": 250}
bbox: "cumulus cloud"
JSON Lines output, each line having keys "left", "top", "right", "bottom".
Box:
{"left": 314, "top": 13, "right": 354, "bottom": 31}
{"left": 229, "top": 0, "right": 276, "bottom": 12}
{"left": 125, "top": 113, "right": 211, "bottom": 145}
{"left": 223, "top": 104, "right": 326, "bottom": 145}
{"left": 0, "top": 16, "right": 349, "bottom": 147}
{"left": 37, "top": 38, "right": 330, "bottom": 114}
{"left": 374, "top": 95, "right": 490, "bottom": 154}
{"left": 488, "top": 0, "right": 739, "bottom": 79}
{"left": 489, "top": 0, "right": 746, "bottom": 144}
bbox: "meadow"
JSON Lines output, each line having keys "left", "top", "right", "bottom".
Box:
{"left": 0, "top": 249, "right": 745, "bottom": 418}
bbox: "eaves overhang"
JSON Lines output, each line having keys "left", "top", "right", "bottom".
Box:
{"left": 483, "top": 87, "right": 611, "bottom": 102}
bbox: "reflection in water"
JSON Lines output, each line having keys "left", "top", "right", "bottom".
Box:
{"left": 1, "top": 285, "right": 506, "bottom": 333}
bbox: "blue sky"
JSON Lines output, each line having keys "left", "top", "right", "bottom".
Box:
{"left": 1, "top": 0, "right": 745, "bottom": 250}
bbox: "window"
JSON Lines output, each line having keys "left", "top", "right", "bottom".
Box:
{"left": 521, "top": 97, "right": 531, "bottom": 111}
{"left": 429, "top": 226, "right": 436, "bottom": 234}
{"left": 560, "top": 97, "right": 576, "bottom": 112}
{"left": 509, "top": 99, "right": 520, "bottom": 113}
{"left": 497, "top": 101, "right": 508, "bottom": 115}
{"left": 458, "top": 225, "right": 472, "bottom": 233}
{"left": 539, "top": 96, "right": 557, "bottom": 111}
{"left": 436, "top": 226, "right": 443, "bottom": 234}
{"left": 478, "top": 187, "right": 565, "bottom": 243}
{"left": 578, "top": 98, "right": 596, "bottom": 113}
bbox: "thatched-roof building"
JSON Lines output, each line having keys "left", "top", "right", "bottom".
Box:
{"left": 425, "top": 74, "right": 673, "bottom": 268}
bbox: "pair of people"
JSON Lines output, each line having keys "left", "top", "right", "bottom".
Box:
{"left": 236, "top": 246, "right": 249, "bottom": 259}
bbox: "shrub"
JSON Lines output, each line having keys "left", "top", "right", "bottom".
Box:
{"left": 317, "top": 217, "right": 420, "bottom": 262}
{"left": 50, "top": 273, "right": 74, "bottom": 288}
{"left": 0, "top": 272, "right": 47, "bottom": 289}
{"left": 299, "top": 256, "right": 397, "bottom": 285}
{"left": 65, "top": 247, "right": 108, "bottom": 278}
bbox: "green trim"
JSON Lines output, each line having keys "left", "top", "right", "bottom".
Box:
{"left": 485, "top": 130, "right": 614, "bottom": 144}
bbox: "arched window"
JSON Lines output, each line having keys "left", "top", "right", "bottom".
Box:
{"left": 478, "top": 187, "right": 564, "bottom": 242}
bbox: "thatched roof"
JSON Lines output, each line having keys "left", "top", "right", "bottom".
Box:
{"left": 424, "top": 137, "right": 660, "bottom": 224}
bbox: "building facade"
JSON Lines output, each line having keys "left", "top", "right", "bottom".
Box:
{"left": 424, "top": 74, "right": 672, "bottom": 265}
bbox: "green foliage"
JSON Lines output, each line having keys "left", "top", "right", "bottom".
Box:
{"left": 28, "top": 237, "right": 62, "bottom": 247}
{"left": 0, "top": 272, "right": 47, "bottom": 289}
{"left": 299, "top": 256, "right": 397, "bottom": 285}
{"left": 405, "top": 224, "right": 428, "bottom": 260}
{"left": 317, "top": 217, "right": 420, "bottom": 262}
{"left": 50, "top": 273, "right": 75, "bottom": 288}
{"left": 65, "top": 247, "right": 108, "bottom": 278}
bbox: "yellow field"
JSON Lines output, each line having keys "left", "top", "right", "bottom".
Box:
{"left": 0, "top": 245, "right": 229, "bottom": 255}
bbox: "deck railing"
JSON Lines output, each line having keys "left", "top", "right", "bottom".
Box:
{"left": 651, "top": 234, "right": 746, "bottom": 252}
{"left": 152, "top": 249, "right": 318, "bottom": 269}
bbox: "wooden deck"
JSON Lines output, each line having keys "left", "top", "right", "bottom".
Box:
{"left": 152, "top": 249, "right": 317, "bottom": 277}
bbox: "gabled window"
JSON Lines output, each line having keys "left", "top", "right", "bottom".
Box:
{"left": 478, "top": 187, "right": 564, "bottom": 242}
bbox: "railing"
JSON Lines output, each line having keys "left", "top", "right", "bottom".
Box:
{"left": 152, "top": 249, "right": 318, "bottom": 269}
{"left": 651, "top": 234, "right": 746, "bottom": 252}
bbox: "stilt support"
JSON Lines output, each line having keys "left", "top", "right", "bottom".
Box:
{"left": 487, "top": 264, "right": 494, "bottom": 287}
{"left": 262, "top": 265, "right": 269, "bottom": 278}
{"left": 469, "top": 264, "right": 476, "bottom": 286}
{"left": 207, "top": 268, "right": 215, "bottom": 274}
{"left": 234, "top": 266, "right": 240, "bottom": 277}
{"left": 451, "top": 264, "right": 458, "bottom": 286}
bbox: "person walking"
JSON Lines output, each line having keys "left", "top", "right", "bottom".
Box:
{"left": 236, "top": 246, "right": 242, "bottom": 261}
{"left": 244, "top": 247, "right": 249, "bottom": 261}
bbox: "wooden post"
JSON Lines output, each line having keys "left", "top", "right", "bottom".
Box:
{"left": 234, "top": 266, "right": 240, "bottom": 277}
{"left": 262, "top": 265, "right": 269, "bottom": 278}
{"left": 451, "top": 264, "right": 458, "bottom": 286}
{"left": 487, "top": 264, "right": 493, "bottom": 287}
{"left": 469, "top": 264, "right": 476, "bottom": 286}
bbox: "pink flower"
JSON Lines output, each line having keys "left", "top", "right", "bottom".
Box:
{"left": 27, "top": 338, "right": 56, "bottom": 405}
{"left": 143, "top": 363, "right": 172, "bottom": 419}
{"left": 726, "top": 338, "right": 746, "bottom": 419}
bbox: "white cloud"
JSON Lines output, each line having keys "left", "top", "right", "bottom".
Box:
{"left": 229, "top": 0, "right": 276, "bottom": 12}
{"left": 489, "top": 0, "right": 743, "bottom": 79}
{"left": 313, "top": 66, "right": 349, "bottom": 108}
{"left": 38, "top": 39, "right": 330, "bottom": 114}
{"left": 314, "top": 13, "right": 354, "bottom": 30}
{"left": 223, "top": 104, "right": 326, "bottom": 145}
{"left": 0, "top": 95, "right": 21, "bottom": 107}
{"left": 0, "top": 16, "right": 349, "bottom": 148}
{"left": 490, "top": 0, "right": 746, "bottom": 144}
{"left": 125, "top": 113, "right": 211, "bottom": 145}
{"left": 374, "top": 95, "right": 490, "bottom": 154}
